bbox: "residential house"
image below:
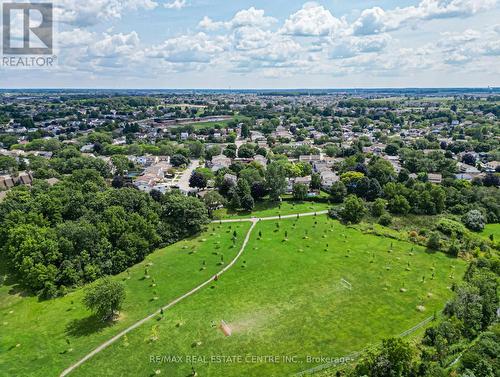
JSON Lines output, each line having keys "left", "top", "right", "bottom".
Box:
{"left": 320, "top": 170, "right": 339, "bottom": 189}
{"left": 210, "top": 155, "right": 232, "bottom": 172}
{"left": 428, "top": 173, "right": 443, "bottom": 184}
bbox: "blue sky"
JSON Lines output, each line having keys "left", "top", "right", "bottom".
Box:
{"left": 1, "top": 0, "right": 499, "bottom": 88}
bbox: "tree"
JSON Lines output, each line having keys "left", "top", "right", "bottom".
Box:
{"left": 203, "top": 191, "right": 225, "bottom": 214}
{"left": 388, "top": 195, "right": 411, "bottom": 215}
{"left": 462, "top": 210, "right": 485, "bottom": 232}
{"left": 205, "top": 145, "right": 221, "bottom": 161}
{"left": 452, "top": 285, "right": 484, "bottom": 338}
{"left": 251, "top": 181, "right": 267, "bottom": 200}
{"left": 355, "top": 338, "right": 415, "bottom": 377}
{"left": 111, "top": 175, "right": 125, "bottom": 189}
{"left": 0, "top": 156, "right": 18, "bottom": 173}
{"left": 341, "top": 171, "right": 365, "bottom": 194}
{"left": 368, "top": 157, "right": 396, "bottom": 185}
{"left": 365, "top": 178, "right": 383, "bottom": 201}
{"left": 241, "top": 122, "right": 250, "bottom": 138}
{"left": 83, "top": 278, "right": 125, "bottom": 321}
{"left": 171, "top": 154, "right": 189, "bottom": 167}
{"left": 236, "top": 178, "right": 251, "bottom": 198}
{"left": 462, "top": 153, "right": 476, "bottom": 166}
{"left": 329, "top": 181, "right": 347, "bottom": 203}
{"left": 223, "top": 147, "right": 236, "bottom": 158}
{"left": 482, "top": 174, "right": 500, "bottom": 187}
{"left": 339, "top": 195, "right": 366, "bottom": 224}
{"left": 398, "top": 169, "right": 410, "bottom": 183}
{"left": 292, "top": 183, "right": 308, "bottom": 201}
{"left": 237, "top": 143, "right": 255, "bottom": 158}
{"left": 229, "top": 189, "right": 241, "bottom": 210}
{"left": 111, "top": 155, "right": 130, "bottom": 175}
{"left": 239, "top": 167, "right": 263, "bottom": 186}
{"left": 150, "top": 189, "right": 162, "bottom": 202}
{"left": 371, "top": 198, "right": 387, "bottom": 217}
{"left": 162, "top": 194, "right": 209, "bottom": 235}
{"left": 385, "top": 143, "right": 400, "bottom": 156}
{"left": 189, "top": 171, "right": 207, "bottom": 190}
{"left": 186, "top": 140, "right": 204, "bottom": 158}
{"left": 266, "top": 161, "right": 287, "bottom": 200}
{"left": 310, "top": 173, "right": 321, "bottom": 190}
{"left": 241, "top": 194, "right": 254, "bottom": 211}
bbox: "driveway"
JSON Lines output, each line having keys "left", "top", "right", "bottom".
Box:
{"left": 176, "top": 159, "right": 199, "bottom": 193}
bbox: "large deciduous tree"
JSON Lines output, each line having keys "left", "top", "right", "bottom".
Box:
{"left": 266, "top": 161, "right": 287, "bottom": 201}
{"left": 83, "top": 278, "right": 125, "bottom": 321}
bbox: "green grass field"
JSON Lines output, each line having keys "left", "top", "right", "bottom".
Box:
{"left": 174, "top": 115, "right": 250, "bottom": 130}
{"left": 0, "top": 222, "right": 251, "bottom": 377}
{"left": 69, "top": 216, "right": 465, "bottom": 377}
{"left": 480, "top": 223, "right": 500, "bottom": 241}
{"left": 213, "top": 200, "right": 330, "bottom": 219}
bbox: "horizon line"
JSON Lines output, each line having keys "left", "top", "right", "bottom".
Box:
{"left": 1, "top": 86, "right": 499, "bottom": 91}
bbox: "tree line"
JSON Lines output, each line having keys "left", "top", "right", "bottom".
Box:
{"left": 0, "top": 169, "right": 209, "bottom": 298}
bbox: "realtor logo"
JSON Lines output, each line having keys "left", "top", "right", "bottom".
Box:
{"left": 2, "top": 2, "right": 53, "bottom": 55}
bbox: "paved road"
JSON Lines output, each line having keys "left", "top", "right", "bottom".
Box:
{"left": 176, "top": 159, "right": 199, "bottom": 193}
{"left": 59, "top": 211, "right": 328, "bottom": 376}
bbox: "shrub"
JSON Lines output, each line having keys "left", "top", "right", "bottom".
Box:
{"left": 462, "top": 210, "right": 485, "bottom": 232}
{"left": 338, "top": 195, "right": 366, "bottom": 224}
{"left": 371, "top": 198, "right": 387, "bottom": 217}
{"left": 436, "top": 218, "right": 466, "bottom": 237}
{"left": 427, "top": 232, "right": 441, "bottom": 250}
{"left": 378, "top": 213, "right": 392, "bottom": 226}
{"left": 388, "top": 195, "right": 410, "bottom": 215}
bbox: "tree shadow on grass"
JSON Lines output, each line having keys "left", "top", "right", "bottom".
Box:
{"left": 66, "top": 314, "right": 116, "bottom": 338}
{"left": 0, "top": 255, "right": 36, "bottom": 299}
{"left": 224, "top": 200, "right": 282, "bottom": 217}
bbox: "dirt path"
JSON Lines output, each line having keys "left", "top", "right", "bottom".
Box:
{"left": 213, "top": 210, "right": 329, "bottom": 223}
{"left": 60, "top": 211, "right": 328, "bottom": 376}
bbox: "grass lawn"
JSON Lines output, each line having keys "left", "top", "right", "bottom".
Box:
{"left": 479, "top": 223, "right": 500, "bottom": 241}
{"left": 174, "top": 116, "right": 250, "bottom": 130}
{"left": 0, "top": 222, "right": 251, "bottom": 377}
{"left": 213, "top": 200, "right": 331, "bottom": 219}
{"left": 71, "top": 215, "right": 466, "bottom": 377}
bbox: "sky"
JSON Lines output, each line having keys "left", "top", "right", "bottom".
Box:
{"left": 1, "top": 0, "right": 500, "bottom": 89}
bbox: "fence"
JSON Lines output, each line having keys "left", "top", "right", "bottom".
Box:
{"left": 292, "top": 315, "right": 436, "bottom": 376}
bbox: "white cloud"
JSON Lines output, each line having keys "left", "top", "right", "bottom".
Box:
{"left": 147, "top": 32, "right": 227, "bottom": 63}
{"left": 164, "top": 0, "right": 187, "bottom": 10}
{"left": 88, "top": 32, "right": 140, "bottom": 58}
{"left": 17, "top": 0, "right": 499, "bottom": 86}
{"left": 198, "top": 16, "right": 223, "bottom": 31}
{"left": 232, "top": 27, "right": 274, "bottom": 51}
{"left": 56, "top": 0, "right": 158, "bottom": 26}
{"left": 436, "top": 27, "right": 500, "bottom": 65}
{"left": 231, "top": 7, "right": 277, "bottom": 29}
{"left": 352, "top": 0, "right": 498, "bottom": 35}
{"left": 58, "top": 28, "right": 95, "bottom": 47}
{"left": 198, "top": 7, "right": 277, "bottom": 31}
{"left": 330, "top": 34, "right": 392, "bottom": 59}
{"left": 281, "top": 2, "right": 345, "bottom": 36}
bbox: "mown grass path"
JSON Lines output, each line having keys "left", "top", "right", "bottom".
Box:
{"left": 60, "top": 211, "right": 328, "bottom": 376}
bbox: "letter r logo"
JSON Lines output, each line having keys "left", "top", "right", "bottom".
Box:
{"left": 2, "top": 3, "right": 53, "bottom": 55}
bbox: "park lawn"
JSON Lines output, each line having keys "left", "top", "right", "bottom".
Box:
{"left": 479, "top": 223, "right": 500, "bottom": 241}
{"left": 179, "top": 120, "right": 232, "bottom": 130}
{"left": 71, "top": 215, "right": 466, "bottom": 377}
{"left": 174, "top": 116, "right": 250, "bottom": 130}
{"left": 213, "top": 200, "right": 331, "bottom": 219}
{"left": 0, "top": 222, "right": 251, "bottom": 377}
